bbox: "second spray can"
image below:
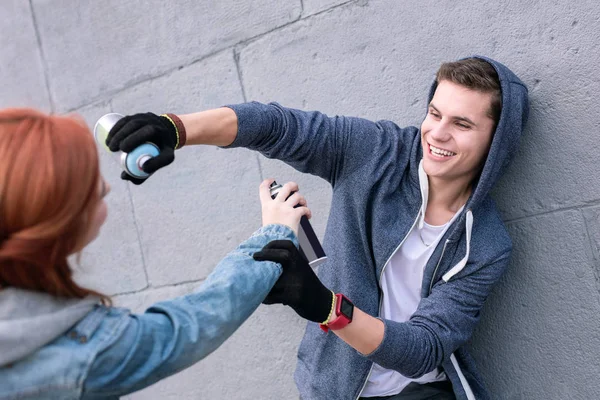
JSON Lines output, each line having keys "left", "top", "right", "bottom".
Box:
{"left": 93, "top": 113, "right": 160, "bottom": 179}
{"left": 269, "top": 181, "right": 327, "bottom": 267}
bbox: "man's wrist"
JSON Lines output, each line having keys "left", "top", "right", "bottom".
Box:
{"left": 320, "top": 293, "right": 354, "bottom": 332}
{"left": 161, "top": 113, "right": 187, "bottom": 149}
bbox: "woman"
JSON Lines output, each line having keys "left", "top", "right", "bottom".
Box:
{"left": 0, "top": 108, "right": 310, "bottom": 399}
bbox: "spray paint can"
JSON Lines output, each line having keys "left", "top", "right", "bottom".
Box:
{"left": 269, "top": 181, "right": 327, "bottom": 267}
{"left": 93, "top": 113, "right": 160, "bottom": 179}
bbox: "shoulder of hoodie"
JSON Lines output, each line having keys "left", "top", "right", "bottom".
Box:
{"left": 371, "top": 119, "right": 420, "bottom": 142}
{"left": 343, "top": 117, "right": 421, "bottom": 170}
{"left": 469, "top": 195, "right": 512, "bottom": 264}
{"left": 361, "top": 119, "right": 422, "bottom": 166}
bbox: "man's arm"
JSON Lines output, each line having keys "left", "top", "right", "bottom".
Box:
{"left": 253, "top": 240, "right": 509, "bottom": 379}
{"left": 223, "top": 102, "right": 397, "bottom": 185}
{"left": 181, "top": 102, "right": 380, "bottom": 184}
{"left": 331, "top": 305, "right": 385, "bottom": 355}
{"left": 361, "top": 254, "right": 510, "bottom": 378}
{"left": 107, "top": 102, "right": 400, "bottom": 186}
{"left": 324, "top": 256, "right": 508, "bottom": 378}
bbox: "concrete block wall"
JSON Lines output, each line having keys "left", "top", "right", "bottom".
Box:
{"left": 2, "top": 0, "right": 599, "bottom": 398}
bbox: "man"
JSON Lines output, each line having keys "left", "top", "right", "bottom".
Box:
{"left": 106, "top": 56, "right": 529, "bottom": 399}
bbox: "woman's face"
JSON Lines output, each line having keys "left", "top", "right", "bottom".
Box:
{"left": 74, "top": 177, "right": 110, "bottom": 252}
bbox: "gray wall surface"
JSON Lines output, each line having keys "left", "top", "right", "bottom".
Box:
{"left": 2, "top": 0, "right": 599, "bottom": 398}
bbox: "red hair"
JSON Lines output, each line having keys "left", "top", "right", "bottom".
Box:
{"left": 0, "top": 108, "right": 107, "bottom": 302}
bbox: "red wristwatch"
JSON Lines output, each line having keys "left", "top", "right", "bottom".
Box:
{"left": 320, "top": 293, "right": 354, "bottom": 332}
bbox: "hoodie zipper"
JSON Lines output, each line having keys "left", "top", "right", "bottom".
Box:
{"left": 355, "top": 212, "right": 421, "bottom": 399}
{"left": 429, "top": 225, "right": 476, "bottom": 399}
{"left": 355, "top": 161, "right": 469, "bottom": 398}
{"left": 429, "top": 239, "right": 450, "bottom": 294}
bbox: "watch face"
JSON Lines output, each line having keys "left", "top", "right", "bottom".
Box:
{"left": 340, "top": 297, "right": 354, "bottom": 320}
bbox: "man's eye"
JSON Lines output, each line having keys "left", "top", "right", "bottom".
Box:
{"left": 456, "top": 123, "right": 470, "bottom": 129}
{"left": 429, "top": 111, "right": 440, "bottom": 118}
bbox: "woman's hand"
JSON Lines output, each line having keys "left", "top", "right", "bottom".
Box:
{"left": 259, "top": 179, "right": 312, "bottom": 236}
{"left": 253, "top": 240, "right": 334, "bottom": 323}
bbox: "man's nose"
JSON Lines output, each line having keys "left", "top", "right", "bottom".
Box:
{"left": 428, "top": 121, "right": 451, "bottom": 142}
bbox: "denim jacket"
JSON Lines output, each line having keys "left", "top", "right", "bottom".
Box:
{"left": 0, "top": 224, "right": 296, "bottom": 399}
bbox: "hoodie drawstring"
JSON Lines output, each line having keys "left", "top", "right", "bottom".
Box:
{"left": 442, "top": 209, "right": 473, "bottom": 282}
{"left": 417, "top": 162, "right": 429, "bottom": 231}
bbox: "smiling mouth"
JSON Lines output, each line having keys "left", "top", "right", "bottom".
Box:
{"left": 429, "top": 143, "right": 457, "bottom": 158}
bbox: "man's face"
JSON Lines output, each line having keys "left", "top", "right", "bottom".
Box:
{"left": 420, "top": 80, "right": 496, "bottom": 185}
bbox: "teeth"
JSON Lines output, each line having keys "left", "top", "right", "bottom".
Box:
{"left": 430, "top": 144, "right": 456, "bottom": 157}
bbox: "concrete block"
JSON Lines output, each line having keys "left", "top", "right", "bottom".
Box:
{"left": 115, "top": 285, "right": 304, "bottom": 399}
{"left": 466, "top": 0, "right": 600, "bottom": 220}
{"left": 71, "top": 102, "right": 148, "bottom": 295}
{"left": 30, "top": 0, "right": 301, "bottom": 111}
{"left": 238, "top": 1, "right": 495, "bottom": 124}
{"left": 110, "top": 50, "right": 242, "bottom": 115}
{"left": 470, "top": 210, "right": 600, "bottom": 399}
{"left": 110, "top": 51, "right": 263, "bottom": 287}
{"left": 0, "top": 0, "right": 50, "bottom": 110}
{"left": 113, "top": 281, "right": 199, "bottom": 311}
{"left": 303, "top": 0, "right": 352, "bottom": 16}
{"left": 582, "top": 206, "right": 600, "bottom": 293}
{"left": 123, "top": 146, "right": 263, "bottom": 287}
{"left": 72, "top": 101, "right": 113, "bottom": 130}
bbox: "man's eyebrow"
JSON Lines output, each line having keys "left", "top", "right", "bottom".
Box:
{"left": 429, "top": 102, "right": 477, "bottom": 126}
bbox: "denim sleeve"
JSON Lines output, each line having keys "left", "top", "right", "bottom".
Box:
{"left": 223, "top": 102, "right": 398, "bottom": 186}
{"left": 83, "top": 224, "right": 297, "bottom": 397}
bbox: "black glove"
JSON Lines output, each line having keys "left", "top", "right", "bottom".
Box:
{"left": 253, "top": 240, "right": 334, "bottom": 324}
{"left": 105, "top": 112, "right": 185, "bottom": 184}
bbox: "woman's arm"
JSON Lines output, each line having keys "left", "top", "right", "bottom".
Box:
{"left": 83, "top": 180, "right": 310, "bottom": 396}
{"left": 83, "top": 224, "right": 295, "bottom": 397}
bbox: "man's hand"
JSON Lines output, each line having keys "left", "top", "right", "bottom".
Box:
{"left": 106, "top": 112, "right": 185, "bottom": 184}
{"left": 253, "top": 240, "right": 334, "bottom": 324}
{"left": 258, "top": 179, "right": 311, "bottom": 236}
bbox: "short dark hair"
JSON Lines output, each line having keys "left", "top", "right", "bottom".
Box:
{"left": 436, "top": 58, "right": 502, "bottom": 124}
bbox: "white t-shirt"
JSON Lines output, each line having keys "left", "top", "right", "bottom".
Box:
{"left": 361, "top": 213, "right": 460, "bottom": 397}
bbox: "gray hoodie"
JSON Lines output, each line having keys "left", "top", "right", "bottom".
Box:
{"left": 224, "top": 55, "right": 529, "bottom": 399}
{"left": 0, "top": 288, "right": 97, "bottom": 367}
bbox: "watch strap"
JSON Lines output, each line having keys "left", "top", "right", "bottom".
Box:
{"left": 320, "top": 293, "right": 353, "bottom": 332}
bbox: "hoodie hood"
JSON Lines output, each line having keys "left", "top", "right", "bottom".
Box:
{"left": 416, "top": 56, "right": 529, "bottom": 283}
{"left": 0, "top": 288, "right": 98, "bottom": 367}
{"left": 421, "top": 56, "right": 530, "bottom": 236}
